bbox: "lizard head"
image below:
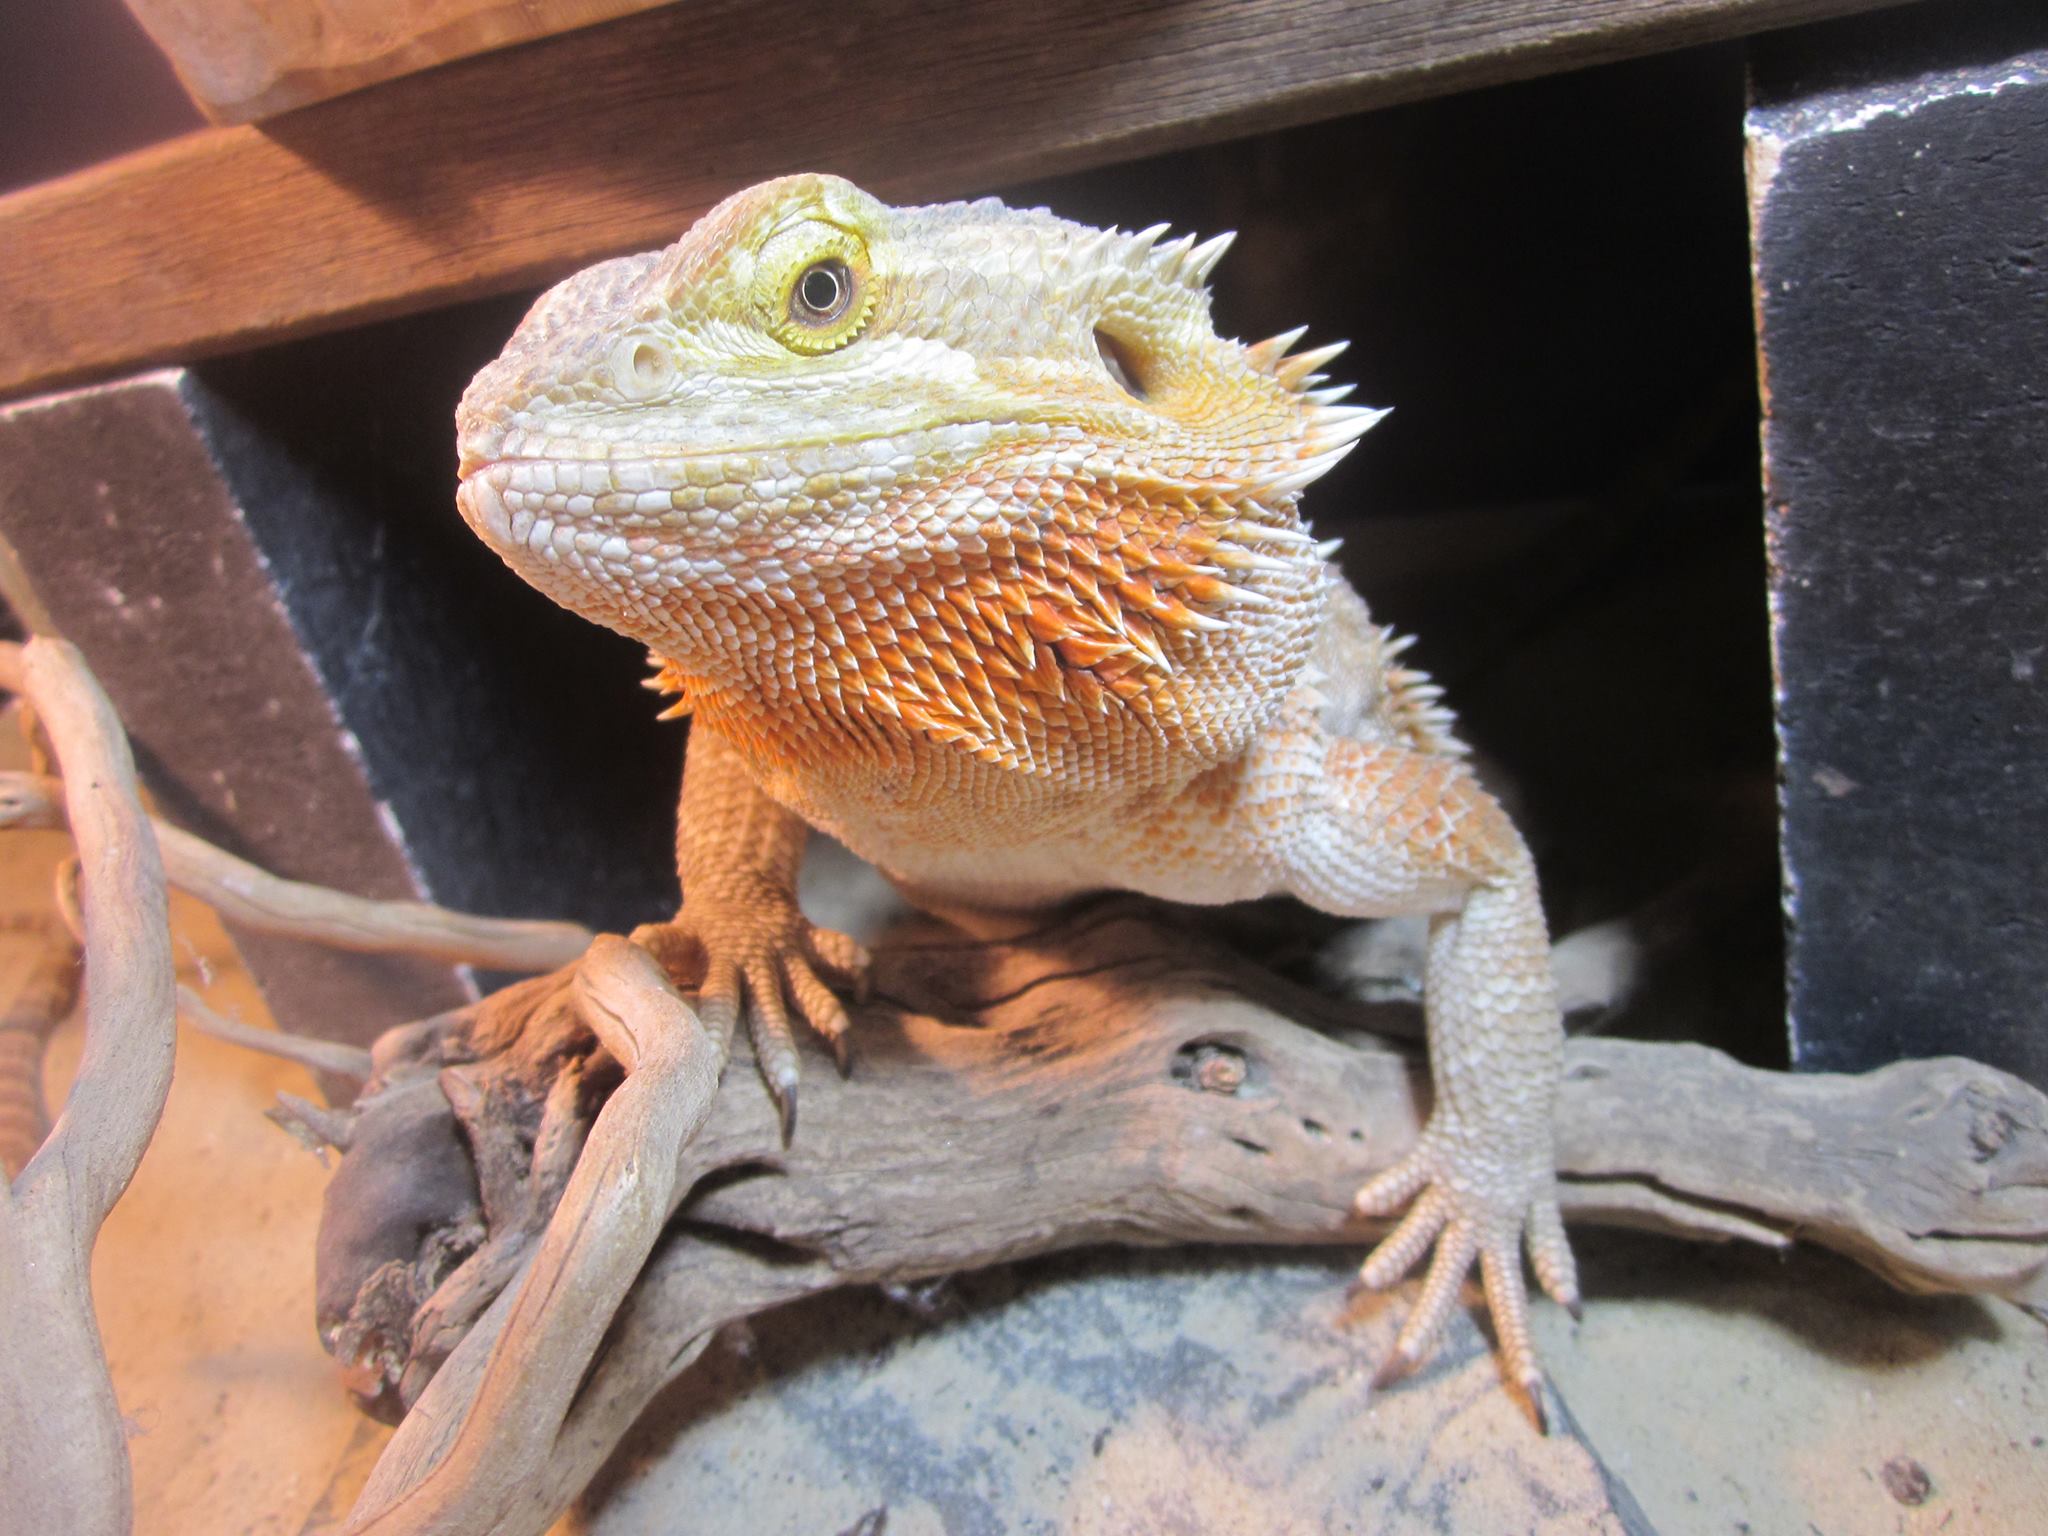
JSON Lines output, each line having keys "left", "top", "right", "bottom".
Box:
{"left": 456, "top": 173, "right": 1382, "bottom": 675}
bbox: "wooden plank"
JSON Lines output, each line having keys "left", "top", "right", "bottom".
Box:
{"left": 1, "top": 0, "right": 1899, "bottom": 401}
{"left": 121, "top": 0, "right": 673, "bottom": 123}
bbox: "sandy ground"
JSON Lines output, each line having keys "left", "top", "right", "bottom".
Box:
{"left": 8, "top": 811, "right": 2042, "bottom": 1534}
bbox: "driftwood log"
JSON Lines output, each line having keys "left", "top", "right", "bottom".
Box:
{"left": 316, "top": 899, "right": 2048, "bottom": 1536}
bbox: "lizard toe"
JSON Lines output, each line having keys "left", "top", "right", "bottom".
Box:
{"left": 1479, "top": 1240, "right": 1550, "bottom": 1431}
{"left": 803, "top": 926, "right": 873, "bottom": 994}
{"left": 1357, "top": 1184, "right": 1447, "bottom": 1291}
{"left": 1393, "top": 1217, "right": 1480, "bottom": 1365}
{"left": 692, "top": 955, "right": 743, "bottom": 1051}
{"left": 782, "top": 950, "right": 854, "bottom": 1074}
{"left": 737, "top": 954, "right": 802, "bottom": 1139}
{"left": 1354, "top": 1147, "right": 1434, "bottom": 1219}
{"left": 1525, "top": 1196, "right": 1581, "bottom": 1316}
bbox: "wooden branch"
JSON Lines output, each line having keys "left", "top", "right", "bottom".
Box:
{"left": 351, "top": 937, "right": 729, "bottom": 1534}
{"left": 0, "top": 638, "right": 177, "bottom": 1536}
{"left": 0, "top": 0, "right": 1904, "bottom": 400}
{"left": 321, "top": 906, "right": 2048, "bottom": 1534}
{"left": 177, "top": 984, "right": 375, "bottom": 1082}
{"left": 0, "top": 770, "right": 592, "bottom": 972}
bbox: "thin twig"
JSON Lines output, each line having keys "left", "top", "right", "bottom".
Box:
{"left": 0, "top": 770, "right": 592, "bottom": 972}
{"left": 177, "top": 984, "right": 374, "bottom": 1082}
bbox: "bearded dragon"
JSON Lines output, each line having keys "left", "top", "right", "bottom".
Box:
{"left": 454, "top": 174, "right": 1580, "bottom": 1420}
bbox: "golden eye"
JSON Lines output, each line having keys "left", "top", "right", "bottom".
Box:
{"left": 760, "top": 219, "right": 875, "bottom": 354}
{"left": 792, "top": 260, "right": 852, "bottom": 324}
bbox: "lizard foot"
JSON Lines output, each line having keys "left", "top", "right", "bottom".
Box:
{"left": 1353, "top": 1124, "right": 1580, "bottom": 1431}
{"left": 631, "top": 897, "right": 870, "bottom": 1140}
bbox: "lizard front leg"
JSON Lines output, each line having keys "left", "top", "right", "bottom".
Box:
{"left": 1185, "top": 728, "right": 1580, "bottom": 1422}
{"left": 636, "top": 727, "right": 870, "bottom": 1136}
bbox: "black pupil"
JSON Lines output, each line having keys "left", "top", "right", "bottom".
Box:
{"left": 800, "top": 265, "right": 843, "bottom": 315}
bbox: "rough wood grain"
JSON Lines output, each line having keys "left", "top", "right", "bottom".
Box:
{"left": 2, "top": 0, "right": 1904, "bottom": 400}
{"left": 122, "top": 0, "right": 672, "bottom": 123}
{"left": 353, "top": 936, "right": 728, "bottom": 1535}
{"left": 319, "top": 903, "right": 2048, "bottom": 1535}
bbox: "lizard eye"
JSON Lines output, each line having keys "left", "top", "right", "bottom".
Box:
{"left": 759, "top": 220, "right": 876, "bottom": 355}
{"left": 792, "top": 260, "right": 852, "bottom": 324}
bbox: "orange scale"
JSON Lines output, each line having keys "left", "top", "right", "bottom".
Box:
{"left": 1053, "top": 635, "right": 1127, "bottom": 670}
{"left": 1115, "top": 575, "right": 1165, "bottom": 614}
{"left": 1067, "top": 670, "right": 1108, "bottom": 712}
{"left": 1023, "top": 601, "right": 1069, "bottom": 645}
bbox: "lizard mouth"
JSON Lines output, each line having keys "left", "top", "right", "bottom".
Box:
{"left": 457, "top": 471, "right": 597, "bottom": 577}
{"left": 458, "top": 458, "right": 715, "bottom": 577}
{"left": 457, "top": 474, "right": 513, "bottom": 546}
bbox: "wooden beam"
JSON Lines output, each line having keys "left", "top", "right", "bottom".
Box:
{"left": 120, "top": 0, "right": 675, "bottom": 124}
{"left": 2, "top": 0, "right": 1899, "bottom": 401}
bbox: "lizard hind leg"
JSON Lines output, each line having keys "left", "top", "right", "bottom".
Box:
{"left": 1265, "top": 732, "right": 1581, "bottom": 1425}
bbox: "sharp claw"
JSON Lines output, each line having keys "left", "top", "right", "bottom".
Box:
{"left": 1523, "top": 1375, "right": 1550, "bottom": 1436}
{"left": 829, "top": 1029, "right": 852, "bottom": 1077}
{"left": 1565, "top": 1297, "right": 1584, "bottom": 1324}
{"left": 1371, "top": 1346, "right": 1414, "bottom": 1391}
{"left": 774, "top": 1074, "right": 798, "bottom": 1144}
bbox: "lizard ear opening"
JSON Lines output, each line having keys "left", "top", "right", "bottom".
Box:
{"left": 1094, "top": 327, "right": 1149, "bottom": 402}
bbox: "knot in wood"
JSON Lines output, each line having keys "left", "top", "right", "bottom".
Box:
{"left": 1968, "top": 1100, "right": 2015, "bottom": 1160}
{"left": 1185, "top": 1042, "right": 1248, "bottom": 1094}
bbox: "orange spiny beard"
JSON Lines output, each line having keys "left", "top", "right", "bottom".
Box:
{"left": 645, "top": 454, "right": 1325, "bottom": 792}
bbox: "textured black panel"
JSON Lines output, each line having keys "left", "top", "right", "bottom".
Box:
{"left": 1751, "top": 2, "right": 2048, "bottom": 1083}
{"left": 0, "top": 372, "right": 471, "bottom": 1045}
